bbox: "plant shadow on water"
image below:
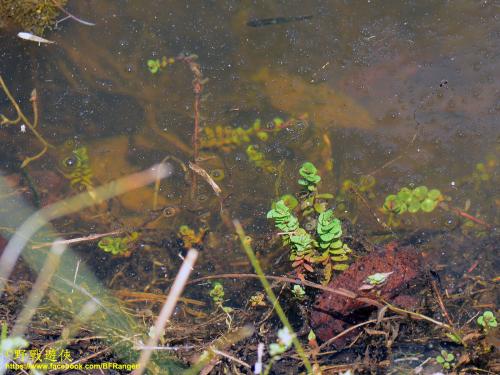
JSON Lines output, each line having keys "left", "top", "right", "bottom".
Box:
{"left": 0, "top": 0, "right": 498, "bottom": 373}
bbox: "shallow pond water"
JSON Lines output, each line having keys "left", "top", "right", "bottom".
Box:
{"left": 0, "top": 0, "right": 498, "bottom": 373}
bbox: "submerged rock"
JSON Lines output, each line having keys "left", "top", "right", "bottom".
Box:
{"left": 311, "top": 244, "right": 423, "bottom": 345}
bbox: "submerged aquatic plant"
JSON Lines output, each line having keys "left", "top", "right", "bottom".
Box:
{"left": 178, "top": 225, "right": 206, "bottom": 249}
{"left": 209, "top": 282, "right": 233, "bottom": 328}
{"left": 147, "top": 56, "right": 175, "bottom": 74}
{"left": 246, "top": 145, "right": 277, "bottom": 173}
{"left": 383, "top": 186, "right": 444, "bottom": 215}
{"left": 97, "top": 232, "right": 139, "bottom": 256}
{"left": 267, "top": 162, "right": 351, "bottom": 282}
{"left": 298, "top": 162, "right": 321, "bottom": 192}
{"left": 60, "top": 146, "right": 94, "bottom": 191}
{"left": 199, "top": 117, "right": 301, "bottom": 153}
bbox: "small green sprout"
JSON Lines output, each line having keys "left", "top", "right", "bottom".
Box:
{"left": 209, "top": 282, "right": 225, "bottom": 307}
{"left": 269, "top": 327, "right": 293, "bottom": 357}
{"left": 298, "top": 162, "right": 321, "bottom": 191}
{"left": 292, "top": 284, "right": 306, "bottom": 300}
{"left": 477, "top": 310, "right": 497, "bottom": 331}
{"left": 365, "top": 272, "right": 393, "bottom": 285}
{"left": 436, "top": 350, "right": 455, "bottom": 370}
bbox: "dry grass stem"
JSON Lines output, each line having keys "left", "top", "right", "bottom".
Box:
{"left": 133, "top": 248, "right": 199, "bottom": 375}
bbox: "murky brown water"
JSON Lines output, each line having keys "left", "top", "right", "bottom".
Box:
{"left": 0, "top": 0, "right": 498, "bottom": 370}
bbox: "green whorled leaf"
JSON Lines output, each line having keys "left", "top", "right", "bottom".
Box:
{"left": 267, "top": 200, "right": 290, "bottom": 218}
{"left": 329, "top": 247, "right": 347, "bottom": 255}
{"left": 413, "top": 186, "right": 428, "bottom": 200}
{"left": 319, "top": 232, "right": 336, "bottom": 242}
{"left": 318, "top": 209, "right": 334, "bottom": 223}
{"left": 307, "top": 185, "right": 317, "bottom": 191}
{"left": 383, "top": 195, "right": 400, "bottom": 212}
{"left": 329, "top": 240, "right": 343, "bottom": 249}
{"left": 304, "top": 174, "right": 321, "bottom": 183}
{"left": 290, "top": 229, "right": 312, "bottom": 251}
{"left": 421, "top": 198, "right": 438, "bottom": 212}
{"left": 298, "top": 178, "right": 308, "bottom": 186}
{"left": 397, "top": 187, "right": 412, "bottom": 202}
{"left": 319, "top": 241, "right": 331, "bottom": 249}
{"left": 332, "top": 263, "right": 349, "bottom": 271}
{"left": 299, "top": 162, "right": 318, "bottom": 176}
{"left": 427, "top": 189, "right": 442, "bottom": 200}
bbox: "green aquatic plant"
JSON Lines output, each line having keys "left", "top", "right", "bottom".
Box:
{"left": 209, "top": 282, "right": 233, "bottom": 328}
{"left": 178, "top": 225, "right": 206, "bottom": 249}
{"left": 209, "top": 282, "right": 225, "bottom": 307}
{"left": 383, "top": 186, "right": 443, "bottom": 215}
{"left": 60, "top": 146, "right": 94, "bottom": 191}
{"left": 291, "top": 285, "right": 306, "bottom": 301}
{"left": 266, "top": 200, "right": 299, "bottom": 232}
{"left": 436, "top": 350, "right": 455, "bottom": 370}
{"left": 298, "top": 162, "right": 321, "bottom": 192}
{"left": 477, "top": 310, "right": 497, "bottom": 331}
{"left": 267, "top": 162, "right": 351, "bottom": 282}
{"left": 200, "top": 117, "right": 296, "bottom": 153}
{"left": 147, "top": 56, "right": 175, "bottom": 74}
{"left": 97, "top": 232, "right": 139, "bottom": 256}
{"left": 246, "top": 145, "right": 277, "bottom": 173}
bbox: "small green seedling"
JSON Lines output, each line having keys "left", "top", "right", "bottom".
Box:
{"left": 477, "top": 310, "right": 497, "bottom": 331}
{"left": 209, "top": 281, "right": 233, "bottom": 325}
{"left": 366, "top": 272, "right": 393, "bottom": 285}
{"left": 209, "top": 282, "right": 225, "bottom": 307}
{"left": 359, "top": 272, "right": 394, "bottom": 291}
{"left": 298, "top": 162, "right": 321, "bottom": 192}
{"left": 436, "top": 350, "right": 455, "bottom": 370}
{"left": 292, "top": 284, "right": 306, "bottom": 300}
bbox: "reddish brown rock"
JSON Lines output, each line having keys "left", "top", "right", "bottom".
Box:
{"left": 311, "top": 245, "right": 423, "bottom": 344}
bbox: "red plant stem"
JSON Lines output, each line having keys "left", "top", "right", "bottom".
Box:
{"left": 193, "top": 80, "right": 201, "bottom": 164}
{"left": 442, "top": 203, "right": 492, "bottom": 228}
{"left": 176, "top": 54, "right": 204, "bottom": 199}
